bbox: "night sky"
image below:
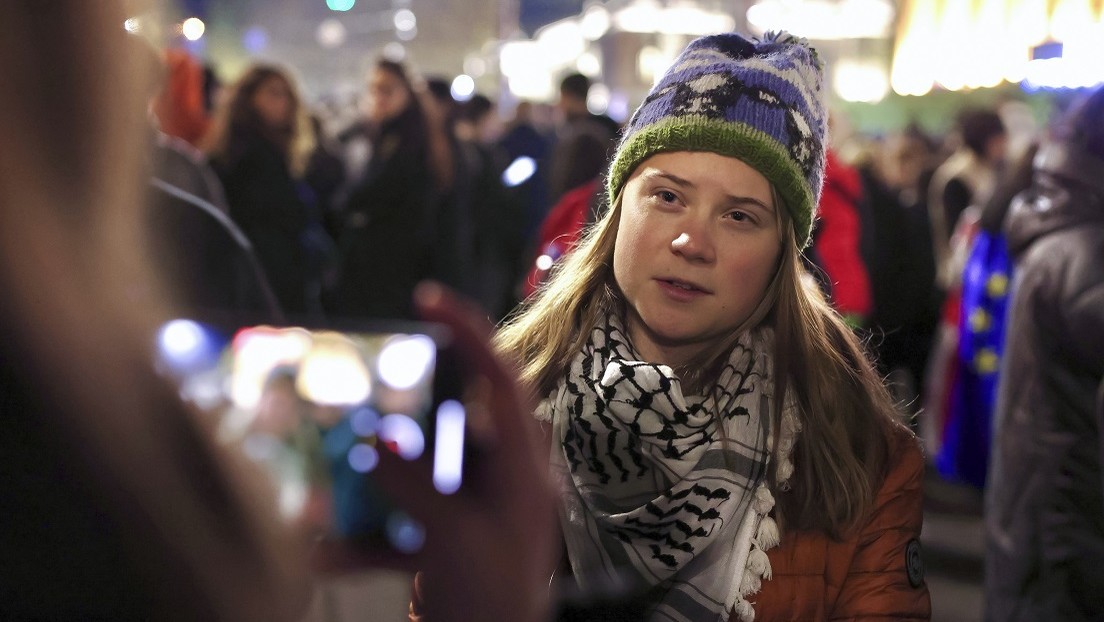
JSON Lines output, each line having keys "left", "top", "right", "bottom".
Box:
{"left": 519, "top": 0, "right": 586, "bottom": 34}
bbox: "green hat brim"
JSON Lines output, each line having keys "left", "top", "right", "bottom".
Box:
{"left": 606, "top": 116, "right": 816, "bottom": 248}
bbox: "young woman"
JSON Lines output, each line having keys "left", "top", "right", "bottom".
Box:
{"left": 495, "top": 32, "right": 931, "bottom": 622}
{"left": 203, "top": 64, "right": 318, "bottom": 315}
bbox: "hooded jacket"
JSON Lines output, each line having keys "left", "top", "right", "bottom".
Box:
{"left": 984, "top": 141, "right": 1104, "bottom": 621}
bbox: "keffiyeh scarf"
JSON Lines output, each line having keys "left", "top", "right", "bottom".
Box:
{"left": 536, "top": 315, "right": 800, "bottom": 621}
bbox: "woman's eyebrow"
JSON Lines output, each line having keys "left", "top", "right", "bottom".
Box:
{"left": 726, "top": 195, "right": 775, "bottom": 214}
{"left": 643, "top": 170, "right": 774, "bottom": 213}
{"left": 644, "top": 170, "right": 696, "bottom": 188}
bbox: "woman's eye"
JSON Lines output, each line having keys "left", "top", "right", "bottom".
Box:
{"left": 656, "top": 190, "right": 678, "bottom": 203}
{"left": 726, "top": 210, "right": 750, "bottom": 223}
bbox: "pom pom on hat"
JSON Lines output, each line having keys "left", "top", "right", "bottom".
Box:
{"left": 606, "top": 30, "right": 827, "bottom": 248}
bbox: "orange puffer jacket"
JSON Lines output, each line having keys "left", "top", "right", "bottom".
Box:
{"left": 745, "top": 427, "right": 931, "bottom": 621}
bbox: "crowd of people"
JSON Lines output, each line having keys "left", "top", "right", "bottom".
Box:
{"left": 146, "top": 39, "right": 626, "bottom": 326}
{"left": 3, "top": 1, "right": 1103, "bottom": 621}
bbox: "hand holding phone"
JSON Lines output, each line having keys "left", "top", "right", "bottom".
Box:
{"left": 157, "top": 311, "right": 467, "bottom": 558}
{"left": 157, "top": 284, "right": 558, "bottom": 622}
{"left": 315, "top": 284, "right": 559, "bottom": 622}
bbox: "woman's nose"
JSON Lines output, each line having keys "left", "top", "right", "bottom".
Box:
{"left": 670, "top": 227, "right": 714, "bottom": 263}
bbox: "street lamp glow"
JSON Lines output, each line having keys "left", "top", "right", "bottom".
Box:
{"left": 581, "top": 4, "right": 611, "bottom": 40}
{"left": 383, "top": 42, "right": 406, "bottom": 61}
{"left": 181, "top": 17, "right": 205, "bottom": 41}
{"left": 317, "top": 18, "right": 347, "bottom": 48}
{"left": 463, "top": 55, "right": 487, "bottom": 78}
{"left": 393, "top": 9, "right": 416, "bottom": 32}
{"left": 576, "top": 51, "right": 601, "bottom": 77}
{"left": 450, "top": 74, "right": 476, "bottom": 101}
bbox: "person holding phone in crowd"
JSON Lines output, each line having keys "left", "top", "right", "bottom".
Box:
{"left": 492, "top": 32, "right": 931, "bottom": 621}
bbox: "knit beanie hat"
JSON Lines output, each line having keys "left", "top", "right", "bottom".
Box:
{"left": 606, "top": 31, "right": 828, "bottom": 248}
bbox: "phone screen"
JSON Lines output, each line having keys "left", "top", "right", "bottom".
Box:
{"left": 155, "top": 318, "right": 464, "bottom": 554}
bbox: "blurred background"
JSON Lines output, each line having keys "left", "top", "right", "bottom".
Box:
{"left": 130, "top": 0, "right": 1093, "bottom": 134}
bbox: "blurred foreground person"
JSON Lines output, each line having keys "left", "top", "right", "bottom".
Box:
{"left": 0, "top": 3, "right": 558, "bottom": 621}
{"left": 0, "top": 5, "right": 308, "bottom": 619}
{"left": 203, "top": 64, "right": 321, "bottom": 316}
{"left": 495, "top": 32, "right": 929, "bottom": 621}
{"left": 985, "top": 86, "right": 1104, "bottom": 621}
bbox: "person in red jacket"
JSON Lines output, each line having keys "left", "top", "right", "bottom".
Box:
{"left": 522, "top": 178, "right": 601, "bottom": 298}
{"left": 154, "top": 48, "right": 212, "bottom": 147}
{"left": 813, "top": 149, "right": 873, "bottom": 324}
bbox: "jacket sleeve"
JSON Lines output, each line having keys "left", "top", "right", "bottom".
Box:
{"left": 830, "top": 434, "right": 932, "bottom": 621}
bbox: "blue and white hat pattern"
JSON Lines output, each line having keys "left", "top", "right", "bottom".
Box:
{"left": 607, "top": 31, "right": 828, "bottom": 247}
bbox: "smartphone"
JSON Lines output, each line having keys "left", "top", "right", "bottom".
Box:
{"left": 153, "top": 317, "right": 466, "bottom": 554}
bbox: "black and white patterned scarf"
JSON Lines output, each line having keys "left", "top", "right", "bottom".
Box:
{"left": 537, "top": 315, "right": 799, "bottom": 621}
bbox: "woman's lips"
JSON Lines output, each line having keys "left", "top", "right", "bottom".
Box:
{"left": 656, "top": 278, "right": 710, "bottom": 302}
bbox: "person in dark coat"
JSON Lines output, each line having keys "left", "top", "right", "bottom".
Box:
{"left": 985, "top": 86, "right": 1104, "bottom": 621}
{"left": 546, "top": 73, "right": 619, "bottom": 206}
{"left": 858, "top": 139, "right": 936, "bottom": 405}
{"left": 498, "top": 101, "right": 552, "bottom": 249}
{"left": 331, "top": 59, "right": 447, "bottom": 320}
{"left": 203, "top": 64, "right": 317, "bottom": 316}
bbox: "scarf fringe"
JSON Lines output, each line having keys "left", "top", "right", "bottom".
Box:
{"left": 729, "top": 403, "right": 801, "bottom": 621}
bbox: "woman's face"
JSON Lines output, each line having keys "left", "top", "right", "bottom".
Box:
{"left": 251, "top": 75, "right": 294, "bottom": 130}
{"left": 366, "top": 67, "right": 411, "bottom": 124}
{"left": 613, "top": 151, "right": 782, "bottom": 368}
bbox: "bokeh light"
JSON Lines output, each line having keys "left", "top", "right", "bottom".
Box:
{"left": 350, "top": 406, "right": 381, "bottom": 436}
{"left": 382, "top": 42, "right": 406, "bottom": 62}
{"left": 432, "top": 400, "right": 466, "bottom": 495}
{"left": 181, "top": 17, "right": 205, "bottom": 41}
{"left": 535, "top": 254, "right": 554, "bottom": 271}
{"left": 156, "top": 319, "right": 218, "bottom": 374}
{"left": 379, "top": 413, "right": 425, "bottom": 460}
{"left": 586, "top": 83, "right": 611, "bottom": 115}
{"left": 450, "top": 74, "right": 476, "bottom": 101}
{"left": 326, "top": 0, "right": 355, "bottom": 11}
{"left": 386, "top": 512, "right": 426, "bottom": 554}
{"left": 348, "top": 443, "right": 380, "bottom": 473}
{"left": 317, "top": 18, "right": 347, "bottom": 48}
{"left": 242, "top": 26, "right": 268, "bottom": 53}
{"left": 297, "top": 340, "right": 371, "bottom": 406}
{"left": 393, "top": 8, "right": 416, "bottom": 32}
{"left": 502, "top": 156, "right": 537, "bottom": 187}
{"left": 377, "top": 334, "right": 435, "bottom": 390}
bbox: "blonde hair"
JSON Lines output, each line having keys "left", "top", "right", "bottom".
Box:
{"left": 495, "top": 169, "right": 902, "bottom": 537}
